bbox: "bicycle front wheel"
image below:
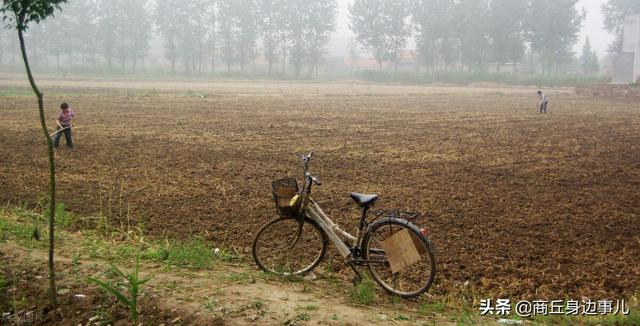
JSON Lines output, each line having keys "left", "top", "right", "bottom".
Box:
{"left": 363, "top": 218, "right": 436, "bottom": 298}
{"left": 252, "top": 217, "right": 328, "bottom": 276}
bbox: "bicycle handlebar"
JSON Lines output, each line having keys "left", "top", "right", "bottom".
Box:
{"left": 302, "top": 151, "right": 321, "bottom": 186}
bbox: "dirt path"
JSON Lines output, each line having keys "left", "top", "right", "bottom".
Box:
{"left": 0, "top": 235, "right": 489, "bottom": 325}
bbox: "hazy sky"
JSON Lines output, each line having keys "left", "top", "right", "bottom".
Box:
{"left": 329, "top": 0, "right": 613, "bottom": 58}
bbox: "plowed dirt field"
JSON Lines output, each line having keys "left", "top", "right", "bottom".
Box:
{"left": 2, "top": 76, "right": 639, "bottom": 300}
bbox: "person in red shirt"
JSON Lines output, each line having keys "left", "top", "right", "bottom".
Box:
{"left": 54, "top": 103, "right": 75, "bottom": 149}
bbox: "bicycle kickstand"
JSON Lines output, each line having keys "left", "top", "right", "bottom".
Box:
{"left": 347, "top": 262, "right": 363, "bottom": 285}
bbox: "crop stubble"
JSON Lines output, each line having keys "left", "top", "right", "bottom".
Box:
{"left": 1, "top": 81, "right": 639, "bottom": 300}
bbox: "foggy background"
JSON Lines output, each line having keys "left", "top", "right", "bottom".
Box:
{"left": 0, "top": 0, "right": 635, "bottom": 86}
{"left": 332, "top": 0, "right": 610, "bottom": 58}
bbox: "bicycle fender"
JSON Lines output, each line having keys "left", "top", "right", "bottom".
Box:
{"left": 366, "top": 217, "right": 436, "bottom": 254}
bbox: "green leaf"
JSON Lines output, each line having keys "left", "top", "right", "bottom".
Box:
{"left": 87, "top": 277, "right": 132, "bottom": 307}
{"left": 109, "top": 264, "right": 127, "bottom": 279}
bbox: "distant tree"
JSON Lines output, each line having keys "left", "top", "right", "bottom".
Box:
{"left": 258, "top": 0, "right": 284, "bottom": 75}
{"left": 206, "top": 0, "right": 217, "bottom": 73}
{"left": 487, "top": 0, "right": 526, "bottom": 72}
{"left": 602, "top": 0, "right": 640, "bottom": 55}
{"left": 0, "top": 27, "right": 5, "bottom": 64}
{"left": 286, "top": 0, "right": 308, "bottom": 76}
{"left": 350, "top": 0, "right": 411, "bottom": 71}
{"left": 412, "top": 0, "right": 456, "bottom": 71}
{"left": 218, "top": 0, "right": 237, "bottom": 72}
{"left": 524, "top": 0, "right": 585, "bottom": 75}
{"left": 125, "top": 1, "right": 152, "bottom": 73}
{"left": 174, "top": 0, "right": 209, "bottom": 74}
{"left": 97, "top": 0, "right": 121, "bottom": 70}
{"left": 155, "top": 0, "right": 183, "bottom": 73}
{"left": 580, "top": 38, "right": 600, "bottom": 75}
{"left": 235, "top": 0, "right": 258, "bottom": 74}
{"left": 455, "top": 0, "right": 490, "bottom": 71}
{"left": 1, "top": 0, "right": 68, "bottom": 306}
{"left": 23, "top": 21, "right": 49, "bottom": 67}
{"left": 350, "top": 0, "right": 387, "bottom": 69}
{"left": 54, "top": 0, "right": 99, "bottom": 69}
{"left": 347, "top": 37, "right": 361, "bottom": 66}
{"left": 305, "top": 0, "right": 337, "bottom": 76}
{"left": 384, "top": 0, "right": 411, "bottom": 72}
{"left": 278, "top": 0, "right": 290, "bottom": 74}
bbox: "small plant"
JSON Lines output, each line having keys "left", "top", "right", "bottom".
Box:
{"left": 297, "top": 312, "right": 310, "bottom": 321}
{"left": 87, "top": 253, "right": 152, "bottom": 323}
{"left": 251, "top": 297, "right": 264, "bottom": 310}
{"left": 54, "top": 203, "right": 71, "bottom": 228}
{"left": 72, "top": 253, "right": 81, "bottom": 266}
{"left": 350, "top": 276, "right": 376, "bottom": 306}
{"left": 203, "top": 297, "right": 218, "bottom": 311}
{"left": 394, "top": 313, "right": 410, "bottom": 321}
{"left": 164, "top": 280, "right": 178, "bottom": 290}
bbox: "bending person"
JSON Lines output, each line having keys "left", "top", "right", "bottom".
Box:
{"left": 54, "top": 102, "right": 75, "bottom": 149}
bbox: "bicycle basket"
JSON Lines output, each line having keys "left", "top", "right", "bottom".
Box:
{"left": 271, "top": 178, "right": 300, "bottom": 217}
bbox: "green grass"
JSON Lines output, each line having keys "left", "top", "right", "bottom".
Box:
{"left": 594, "top": 310, "right": 640, "bottom": 326}
{"left": 454, "top": 309, "right": 474, "bottom": 326}
{"left": 0, "top": 87, "right": 33, "bottom": 97}
{"left": 0, "top": 211, "right": 42, "bottom": 245}
{"left": 350, "top": 276, "right": 376, "bottom": 306}
{"left": 419, "top": 301, "right": 447, "bottom": 314}
{"left": 0, "top": 274, "right": 6, "bottom": 293}
{"left": 256, "top": 270, "right": 304, "bottom": 283}
{"left": 145, "top": 237, "right": 215, "bottom": 269}
{"left": 225, "top": 272, "right": 256, "bottom": 284}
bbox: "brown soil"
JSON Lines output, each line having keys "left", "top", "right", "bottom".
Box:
{"left": 0, "top": 238, "right": 461, "bottom": 325}
{"left": 576, "top": 84, "right": 640, "bottom": 97}
{"left": 1, "top": 77, "right": 640, "bottom": 302}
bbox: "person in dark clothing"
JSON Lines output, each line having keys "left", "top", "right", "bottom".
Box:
{"left": 54, "top": 103, "right": 75, "bottom": 149}
{"left": 537, "top": 90, "right": 548, "bottom": 114}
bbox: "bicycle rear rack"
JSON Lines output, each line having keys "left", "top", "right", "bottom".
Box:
{"left": 369, "top": 210, "right": 423, "bottom": 225}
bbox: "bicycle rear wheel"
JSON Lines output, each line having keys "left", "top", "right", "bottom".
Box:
{"left": 252, "top": 217, "right": 328, "bottom": 276}
{"left": 363, "top": 218, "right": 436, "bottom": 298}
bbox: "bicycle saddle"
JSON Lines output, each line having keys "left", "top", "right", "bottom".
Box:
{"left": 349, "top": 192, "right": 379, "bottom": 208}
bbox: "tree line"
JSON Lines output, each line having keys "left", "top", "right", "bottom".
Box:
{"left": 0, "top": 0, "right": 337, "bottom": 77}
{"left": 350, "top": 0, "right": 587, "bottom": 75}
{"left": 1, "top": 0, "right": 638, "bottom": 77}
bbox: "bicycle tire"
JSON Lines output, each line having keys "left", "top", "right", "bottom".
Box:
{"left": 363, "top": 218, "right": 436, "bottom": 298}
{"left": 252, "top": 216, "right": 328, "bottom": 276}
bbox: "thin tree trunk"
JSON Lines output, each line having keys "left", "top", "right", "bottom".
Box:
{"left": 282, "top": 38, "right": 287, "bottom": 75}
{"left": 18, "top": 28, "right": 57, "bottom": 306}
{"left": 133, "top": 56, "right": 137, "bottom": 74}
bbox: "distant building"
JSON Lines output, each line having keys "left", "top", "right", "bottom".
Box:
{"left": 612, "top": 15, "right": 640, "bottom": 84}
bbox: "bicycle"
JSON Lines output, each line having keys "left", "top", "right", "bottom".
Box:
{"left": 252, "top": 152, "right": 436, "bottom": 298}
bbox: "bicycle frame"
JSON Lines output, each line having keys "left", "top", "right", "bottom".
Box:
{"left": 305, "top": 199, "right": 356, "bottom": 258}
{"left": 296, "top": 152, "right": 369, "bottom": 260}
